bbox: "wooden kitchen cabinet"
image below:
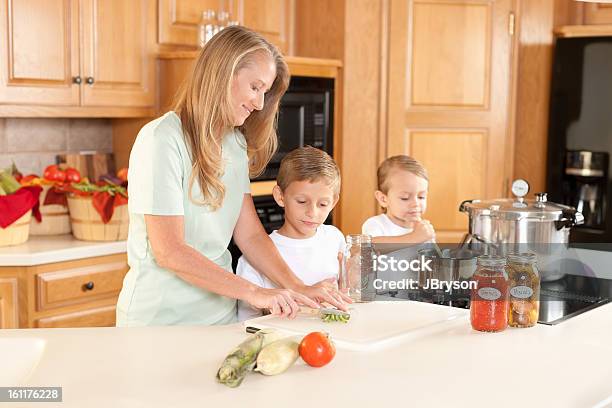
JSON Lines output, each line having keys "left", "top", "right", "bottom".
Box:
{"left": 35, "top": 305, "right": 117, "bottom": 328}
{"left": 584, "top": 2, "right": 612, "bottom": 24}
{"left": 0, "top": 278, "right": 18, "bottom": 329}
{"left": 387, "top": 0, "right": 517, "bottom": 242}
{"left": 80, "top": 0, "right": 157, "bottom": 108}
{"left": 238, "top": 0, "right": 291, "bottom": 54}
{"left": 0, "top": 0, "right": 156, "bottom": 117}
{"left": 0, "top": 0, "right": 80, "bottom": 107}
{"left": 158, "top": 0, "right": 291, "bottom": 54}
{"left": 0, "top": 253, "right": 128, "bottom": 329}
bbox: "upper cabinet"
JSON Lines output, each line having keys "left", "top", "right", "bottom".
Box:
{"left": 0, "top": 0, "right": 80, "bottom": 106}
{"left": 158, "top": 0, "right": 291, "bottom": 54}
{"left": 80, "top": 0, "right": 156, "bottom": 108}
{"left": 584, "top": 2, "right": 612, "bottom": 24}
{"left": 158, "top": 0, "right": 222, "bottom": 46}
{"left": 0, "top": 0, "right": 156, "bottom": 116}
{"left": 237, "top": 0, "right": 290, "bottom": 54}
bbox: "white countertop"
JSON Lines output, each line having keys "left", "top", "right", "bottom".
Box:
{"left": 0, "top": 235, "right": 126, "bottom": 266}
{"left": 1, "top": 301, "right": 611, "bottom": 408}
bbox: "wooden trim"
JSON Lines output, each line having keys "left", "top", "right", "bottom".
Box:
{"left": 379, "top": 0, "right": 390, "bottom": 163}
{"left": 157, "top": 51, "right": 343, "bottom": 67}
{"left": 0, "top": 277, "right": 18, "bottom": 328}
{"left": 250, "top": 180, "right": 276, "bottom": 197}
{"left": 332, "top": 67, "right": 344, "bottom": 229}
{"left": 0, "top": 105, "right": 156, "bottom": 118}
{"left": 156, "top": 53, "right": 341, "bottom": 78}
{"left": 554, "top": 24, "right": 612, "bottom": 37}
{"left": 504, "top": 0, "right": 521, "bottom": 197}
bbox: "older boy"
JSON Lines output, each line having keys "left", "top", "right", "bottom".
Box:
{"left": 237, "top": 146, "right": 345, "bottom": 320}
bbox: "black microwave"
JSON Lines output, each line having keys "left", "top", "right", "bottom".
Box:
{"left": 253, "top": 76, "right": 334, "bottom": 180}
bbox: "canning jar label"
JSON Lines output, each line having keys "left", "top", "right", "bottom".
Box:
{"left": 477, "top": 287, "right": 501, "bottom": 300}
{"left": 510, "top": 285, "right": 533, "bottom": 299}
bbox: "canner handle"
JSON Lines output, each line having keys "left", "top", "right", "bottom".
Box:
{"left": 555, "top": 208, "right": 585, "bottom": 230}
{"left": 459, "top": 199, "right": 474, "bottom": 212}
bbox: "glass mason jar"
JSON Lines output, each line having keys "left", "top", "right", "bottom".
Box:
{"left": 470, "top": 255, "right": 509, "bottom": 332}
{"left": 506, "top": 252, "right": 540, "bottom": 328}
{"left": 198, "top": 10, "right": 217, "bottom": 48}
{"left": 341, "top": 234, "right": 375, "bottom": 302}
{"left": 216, "top": 11, "right": 230, "bottom": 34}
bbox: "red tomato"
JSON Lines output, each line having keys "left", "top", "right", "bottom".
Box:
{"left": 298, "top": 332, "right": 336, "bottom": 367}
{"left": 43, "top": 165, "right": 58, "bottom": 181}
{"left": 65, "top": 167, "right": 81, "bottom": 183}
{"left": 55, "top": 170, "right": 66, "bottom": 182}
{"left": 117, "top": 167, "right": 128, "bottom": 182}
{"left": 43, "top": 165, "right": 66, "bottom": 182}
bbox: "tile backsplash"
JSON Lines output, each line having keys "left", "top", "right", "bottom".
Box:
{"left": 0, "top": 118, "right": 112, "bottom": 175}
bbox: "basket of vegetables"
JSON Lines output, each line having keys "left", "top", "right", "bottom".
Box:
{"left": 65, "top": 179, "right": 128, "bottom": 242}
{"left": 0, "top": 168, "right": 42, "bottom": 247}
{"left": 19, "top": 164, "right": 82, "bottom": 236}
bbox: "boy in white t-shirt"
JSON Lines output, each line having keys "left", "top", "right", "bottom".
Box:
{"left": 237, "top": 146, "right": 345, "bottom": 321}
{"left": 362, "top": 155, "right": 435, "bottom": 244}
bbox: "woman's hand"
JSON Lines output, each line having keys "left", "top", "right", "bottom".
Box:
{"left": 245, "top": 287, "right": 319, "bottom": 319}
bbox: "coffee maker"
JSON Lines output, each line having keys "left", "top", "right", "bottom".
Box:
{"left": 562, "top": 151, "right": 608, "bottom": 229}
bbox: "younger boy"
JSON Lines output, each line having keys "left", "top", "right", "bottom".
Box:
{"left": 237, "top": 146, "right": 345, "bottom": 321}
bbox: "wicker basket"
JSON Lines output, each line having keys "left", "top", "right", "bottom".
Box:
{"left": 30, "top": 184, "right": 71, "bottom": 236}
{"left": 0, "top": 210, "right": 32, "bottom": 247}
{"left": 67, "top": 195, "right": 128, "bottom": 241}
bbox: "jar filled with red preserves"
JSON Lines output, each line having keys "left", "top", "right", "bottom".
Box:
{"left": 470, "top": 255, "right": 509, "bottom": 332}
{"left": 507, "top": 252, "right": 540, "bottom": 328}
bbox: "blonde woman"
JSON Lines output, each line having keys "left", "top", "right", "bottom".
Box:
{"left": 116, "top": 26, "right": 349, "bottom": 327}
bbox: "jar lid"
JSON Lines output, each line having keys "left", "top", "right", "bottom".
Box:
{"left": 461, "top": 198, "right": 574, "bottom": 221}
{"left": 506, "top": 252, "right": 537, "bottom": 264}
{"left": 477, "top": 254, "right": 506, "bottom": 267}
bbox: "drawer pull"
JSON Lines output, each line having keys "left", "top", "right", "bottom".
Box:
{"left": 83, "top": 281, "right": 95, "bottom": 291}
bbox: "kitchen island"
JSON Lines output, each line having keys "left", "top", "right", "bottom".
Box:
{"left": 1, "top": 301, "right": 611, "bottom": 408}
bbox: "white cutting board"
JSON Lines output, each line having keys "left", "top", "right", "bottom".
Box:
{"left": 243, "top": 301, "right": 468, "bottom": 351}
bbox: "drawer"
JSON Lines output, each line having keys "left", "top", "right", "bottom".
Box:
{"left": 36, "top": 261, "right": 128, "bottom": 311}
{"left": 35, "top": 305, "right": 116, "bottom": 328}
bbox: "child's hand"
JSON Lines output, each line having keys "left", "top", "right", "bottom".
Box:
{"left": 411, "top": 219, "right": 435, "bottom": 243}
{"left": 313, "top": 277, "right": 339, "bottom": 291}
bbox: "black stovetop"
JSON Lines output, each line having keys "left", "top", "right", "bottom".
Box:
{"left": 537, "top": 274, "right": 612, "bottom": 325}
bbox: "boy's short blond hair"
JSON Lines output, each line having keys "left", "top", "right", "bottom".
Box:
{"left": 277, "top": 146, "right": 341, "bottom": 196}
{"left": 377, "top": 155, "right": 428, "bottom": 194}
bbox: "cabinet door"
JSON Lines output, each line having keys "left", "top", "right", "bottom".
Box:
{"left": 35, "top": 305, "right": 116, "bottom": 328}
{"left": 234, "top": 0, "right": 291, "bottom": 54}
{"left": 584, "top": 3, "right": 612, "bottom": 24}
{"left": 0, "top": 278, "right": 18, "bottom": 329}
{"left": 158, "top": 0, "right": 223, "bottom": 47}
{"left": 0, "top": 0, "right": 79, "bottom": 105}
{"left": 80, "top": 0, "right": 156, "bottom": 107}
{"left": 387, "top": 0, "right": 516, "bottom": 242}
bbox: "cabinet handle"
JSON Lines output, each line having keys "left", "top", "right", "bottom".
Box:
{"left": 86, "top": 77, "right": 94, "bottom": 85}
{"left": 72, "top": 76, "right": 82, "bottom": 84}
{"left": 83, "top": 281, "right": 95, "bottom": 291}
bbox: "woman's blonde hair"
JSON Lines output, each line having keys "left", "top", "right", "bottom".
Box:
{"left": 377, "top": 155, "right": 429, "bottom": 194}
{"left": 174, "top": 26, "right": 289, "bottom": 210}
{"left": 277, "top": 146, "right": 341, "bottom": 196}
